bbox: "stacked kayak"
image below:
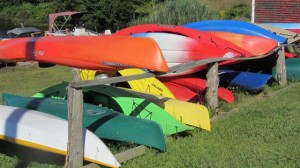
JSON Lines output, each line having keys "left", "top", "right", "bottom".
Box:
{"left": 3, "top": 93, "right": 167, "bottom": 151}
{"left": 0, "top": 105, "right": 120, "bottom": 167}
{"left": 0, "top": 36, "right": 169, "bottom": 73}
{"left": 182, "top": 20, "right": 282, "bottom": 90}
{"left": 158, "top": 75, "right": 235, "bottom": 103}
{"left": 123, "top": 88, "right": 211, "bottom": 131}
{"left": 272, "top": 58, "right": 300, "bottom": 81}
{"left": 32, "top": 82, "right": 197, "bottom": 135}
{"left": 183, "top": 19, "right": 287, "bottom": 44}
{"left": 219, "top": 69, "right": 273, "bottom": 90}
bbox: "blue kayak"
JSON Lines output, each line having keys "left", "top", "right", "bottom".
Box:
{"left": 219, "top": 69, "right": 273, "bottom": 90}
{"left": 183, "top": 20, "right": 287, "bottom": 44}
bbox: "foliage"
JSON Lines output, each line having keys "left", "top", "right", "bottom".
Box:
{"left": 225, "top": 3, "right": 251, "bottom": 20}
{"left": 0, "top": 0, "right": 251, "bottom": 31}
{"left": 130, "top": 0, "right": 220, "bottom": 25}
{"left": 0, "top": 2, "right": 55, "bottom": 24}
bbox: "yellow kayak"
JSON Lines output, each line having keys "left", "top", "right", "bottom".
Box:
{"left": 122, "top": 88, "right": 211, "bottom": 131}
{"left": 80, "top": 68, "right": 175, "bottom": 98}
{"left": 80, "top": 69, "right": 97, "bottom": 80}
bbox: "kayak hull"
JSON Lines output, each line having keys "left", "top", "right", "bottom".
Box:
{"left": 0, "top": 36, "right": 168, "bottom": 72}
{"left": 3, "top": 93, "right": 166, "bottom": 151}
{"left": 0, "top": 105, "right": 120, "bottom": 167}
{"left": 272, "top": 58, "right": 300, "bottom": 81}
{"left": 32, "top": 83, "right": 192, "bottom": 135}
{"left": 219, "top": 69, "right": 272, "bottom": 90}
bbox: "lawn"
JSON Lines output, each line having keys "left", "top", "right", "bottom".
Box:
{"left": 0, "top": 65, "right": 299, "bottom": 168}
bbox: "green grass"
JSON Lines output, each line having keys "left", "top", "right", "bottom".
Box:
{"left": 0, "top": 65, "right": 299, "bottom": 167}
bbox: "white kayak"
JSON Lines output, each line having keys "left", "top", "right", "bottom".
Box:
{"left": 132, "top": 32, "right": 238, "bottom": 76}
{"left": 0, "top": 105, "right": 120, "bottom": 168}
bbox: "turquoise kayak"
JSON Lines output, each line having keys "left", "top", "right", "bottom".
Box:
{"left": 32, "top": 82, "right": 193, "bottom": 135}
{"left": 272, "top": 58, "right": 300, "bottom": 81}
{"left": 3, "top": 93, "right": 166, "bottom": 151}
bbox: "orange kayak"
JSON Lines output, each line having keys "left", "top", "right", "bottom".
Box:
{"left": 208, "top": 31, "right": 278, "bottom": 55}
{"left": 0, "top": 36, "right": 169, "bottom": 72}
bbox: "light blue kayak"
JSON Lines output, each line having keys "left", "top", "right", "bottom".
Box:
{"left": 264, "top": 23, "right": 300, "bottom": 29}
{"left": 219, "top": 69, "right": 273, "bottom": 90}
{"left": 183, "top": 20, "right": 287, "bottom": 44}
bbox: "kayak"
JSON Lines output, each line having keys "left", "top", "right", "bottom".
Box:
{"left": 113, "top": 24, "right": 252, "bottom": 58}
{"left": 130, "top": 32, "right": 238, "bottom": 76}
{"left": 114, "top": 24, "right": 262, "bottom": 76}
{"left": 32, "top": 83, "right": 193, "bottom": 135}
{"left": 207, "top": 31, "right": 278, "bottom": 55}
{"left": 116, "top": 68, "right": 176, "bottom": 98}
{"left": 122, "top": 88, "right": 211, "bottom": 131}
{"left": 255, "top": 23, "right": 300, "bottom": 44}
{"left": 0, "top": 105, "right": 120, "bottom": 168}
{"left": 272, "top": 58, "right": 300, "bottom": 81}
{"left": 219, "top": 69, "right": 273, "bottom": 90}
{"left": 162, "top": 81, "right": 200, "bottom": 103}
{"left": 79, "top": 68, "right": 176, "bottom": 98}
{"left": 183, "top": 20, "right": 287, "bottom": 44}
{"left": 0, "top": 36, "right": 169, "bottom": 72}
{"left": 158, "top": 75, "right": 235, "bottom": 103}
{"left": 3, "top": 93, "right": 166, "bottom": 151}
{"left": 79, "top": 68, "right": 175, "bottom": 98}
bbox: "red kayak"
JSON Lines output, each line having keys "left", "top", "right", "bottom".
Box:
{"left": 208, "top": 31, "right": 278, "bottom": 55}
{"left": 0, "top": 36, "right": 169, "bottom": 72}
{"left": 159, "top": 75, "right": 235, "bottom": 103}
{"left": 162, "top": 82, "right": 202, "bottom": 103}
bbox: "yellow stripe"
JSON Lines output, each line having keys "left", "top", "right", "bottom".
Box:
{"left": 0, "top": 135, "right": 118, "bottom": 168}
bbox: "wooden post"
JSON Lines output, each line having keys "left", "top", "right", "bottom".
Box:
{"left": 275, "top": 45, "right": 287, "bottom": 86}
{"left": 65, "top": 68, "right": 84, "bottom": 168}
{"left": 205, "top": 62, "right": 219, "bottom": 109}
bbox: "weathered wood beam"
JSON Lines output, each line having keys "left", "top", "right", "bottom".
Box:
{"left": 65, "top": 68, "right": 84, "bottom": 168}
{"left": 81, "top": 163, "right": 100, "bottom": 168}
{"left": 275, "top": 45, "right": 287, "bottom": 86}
{"left": 205, "top": 62, "right": 219, "bottom": 109}
{"left": 114, "top": 145, "right": 147, "bottom": 163}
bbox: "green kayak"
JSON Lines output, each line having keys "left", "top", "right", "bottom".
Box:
{"left": 32, "top": 83, "right": 193, "bottom": 135}
{"left": 3, "top": 93, "right": 166, "bottom": 151}
{"left": 272, "top": 58, "right": 300, "bottom": 81}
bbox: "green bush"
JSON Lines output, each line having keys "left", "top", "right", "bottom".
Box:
{"left": 225, "top": 3, "right": 251, "bottom": 21}
{"left": 0, "top": 3, "right": 54, "bottom": 25}
{"left": 130, "top": 0, "right": 220, "bottom": 25}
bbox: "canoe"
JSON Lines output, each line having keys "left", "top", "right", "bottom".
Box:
{"left": 122, "top": 88, "right": 211, "bottom": 131}
{"left": 255, "top": 23, "right": 300, "bottom": 44}
{"left": 207, "top": 31, "right": 278, "bottom": 55}
{"left": 183, "top": 20, "right": 287, "bottom": 44}
{"left": 272, "top": 58, "right": 300, "bottom": 81}
{"left": 0, "top": 36, "right": 168, "bottom": 72}
{"left": 0, "top": 105, "right": 120, "bottom": 168}
{"left": 3, "top": 93, "right": 166, "bottom": 151}
{"left": 158, "top": 75, "right": 235, "bottom": 103}
{"left": 32, "top": 83, "right": 193, "bottom": 135}
{"left": 219, "top": 69, "right": 272, "bottom": 90}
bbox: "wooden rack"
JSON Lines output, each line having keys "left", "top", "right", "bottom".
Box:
{"left": 65, "top": 45, "right": 287, "bottom": 167}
